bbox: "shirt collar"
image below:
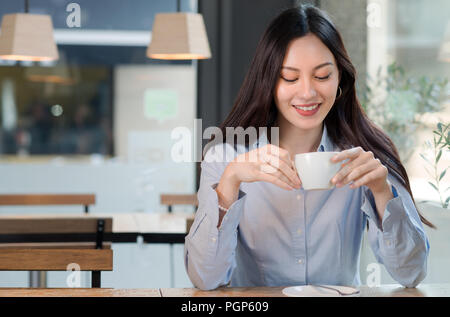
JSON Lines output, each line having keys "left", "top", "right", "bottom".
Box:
{"left": 317, "top": 124, "right": 334, "bottom": 152}
{"left": 250, "top": 124, "right": 335, "bottom": 152}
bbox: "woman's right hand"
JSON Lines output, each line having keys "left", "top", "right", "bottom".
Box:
{"left": 224, "top": 144, "right": 302, "bottom": 191}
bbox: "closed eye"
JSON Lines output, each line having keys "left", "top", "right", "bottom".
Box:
{"left": 316, "top": 74, "right": 331, "bottom": 80}
{"left": 281, "top": 73, "right": 332, "bottom": 82}
{"left": 281, "top": 76, "right": 297, "bottom": 83}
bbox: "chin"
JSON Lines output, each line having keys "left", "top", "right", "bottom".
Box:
{"left": 290, "top": 110, "right": 324, "bottom": 125}
{"left": 292, "top": 121, "right": 323, "bottom": 132}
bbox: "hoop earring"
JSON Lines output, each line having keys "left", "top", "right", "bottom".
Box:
{"left": 336, "top": 86, "right": 342, "bottom": 99}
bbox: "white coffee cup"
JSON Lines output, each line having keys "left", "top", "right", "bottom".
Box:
{"left": 294, "top": 151, "right": 342, "bottom": 190}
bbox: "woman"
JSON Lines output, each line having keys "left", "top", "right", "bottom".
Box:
{"left": 184, "top": 4, "right": 431, "bottom": 290}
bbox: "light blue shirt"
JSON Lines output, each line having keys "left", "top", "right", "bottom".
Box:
{"left": 184, "top": 125, "right": 429, "bottom": 290}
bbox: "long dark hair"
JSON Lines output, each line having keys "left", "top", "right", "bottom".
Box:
{"left": 213, "top": 4, "right": 434, "bottom": 228}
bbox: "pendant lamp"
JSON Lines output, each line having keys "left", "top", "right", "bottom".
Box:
{"left": 146, "top": 0, "right": 211, "bottom": 60}
{"left": 0, "top": 0, "right": 58, "bottom": 61}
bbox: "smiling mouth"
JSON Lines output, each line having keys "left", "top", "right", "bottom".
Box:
{"left": 293, "top": 103, "right": 321, "bottom": 111}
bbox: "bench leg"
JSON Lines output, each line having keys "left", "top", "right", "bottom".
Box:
{"left": 170, "top": 243, "right": 174, "bottom": 287}
{"left": 92, "top": 271, "right": 101, "bottom": 288}
{"left": 29, "top": 271, "right": 47, "bottom": 288}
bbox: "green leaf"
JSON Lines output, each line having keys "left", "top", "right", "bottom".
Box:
{"left": 439, "top": 169, "right": 447, "bottom": 181}
{"left": 438, "top": 122, "right": 443, "bottom": 132}
{"left": 444, "top": 196, "right": 450, "bottom": 209}
{"left": 436, "top": 149, "right": 442, "bottom": 164}
{"left": 437, "top": 132, "right": 444, "bottom": 145}
{"left": 428, "top": 181, "right": 439, "bottom": 192}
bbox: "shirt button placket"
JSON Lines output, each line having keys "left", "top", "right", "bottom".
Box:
{"left": 293, "top": 190, "right": 306, "bottom": 283}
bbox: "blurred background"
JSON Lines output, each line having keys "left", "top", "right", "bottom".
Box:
{"left": 0, "top": 0, "right": 448, "bottom": 288}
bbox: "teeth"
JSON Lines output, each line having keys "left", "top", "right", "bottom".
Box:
{"left": 294, "top": 104, "right": 319, "bottom": 111}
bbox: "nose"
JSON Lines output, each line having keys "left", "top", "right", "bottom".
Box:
{"left": 297, "top": 77, "right": 317, "bottom": 100}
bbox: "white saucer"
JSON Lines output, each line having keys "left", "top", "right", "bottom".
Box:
{"left": 282, "top": 285, "right": 360, "bottom": 297}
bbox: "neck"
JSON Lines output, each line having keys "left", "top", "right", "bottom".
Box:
{"left": 276, "top": 117, "right": 324, "bottom": 159}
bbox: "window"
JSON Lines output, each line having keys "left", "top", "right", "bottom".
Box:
{"left": 0, "top": 0, "right": 194, "bottom": 156}
{"left": 366, "top": 0, "right": 450, "bottom": 203}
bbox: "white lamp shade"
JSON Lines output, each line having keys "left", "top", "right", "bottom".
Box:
{"left": 147, "top": 13, "right": 211, "bottom": 60}
{"left": 0, "top": 13, "right": 58, "bottom": 62}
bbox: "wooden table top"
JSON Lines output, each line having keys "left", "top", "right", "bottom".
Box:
{"left": 0, "top": 212, "right": 190, "bottom": 236}
{"left": 1, "top": 284, "right": 449, "bottom": 297}
{"left": 133, "top": 212, "right": 188, "bottom": 234}
{"left": 161, "top": 286, "right": 287, "bottom": 297}
{"left": 0, "top": 288, "right": 161, "bottom": 297}
{"left": 161, "top": 283, "right": 450, "bottom": 297}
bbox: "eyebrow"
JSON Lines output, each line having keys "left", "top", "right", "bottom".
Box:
{"left": 281, "top": 62, "right": 333, "bottom": 72}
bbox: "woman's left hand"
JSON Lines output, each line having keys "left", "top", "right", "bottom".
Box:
{"left": 330, "top": 147, "right": 390, "bottom": 194}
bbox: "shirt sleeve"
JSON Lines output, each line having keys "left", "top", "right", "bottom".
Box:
{"left": 184, "top": 143, "right": 247, "bottom": 290}
{"left": 361, "top": 173, "right": 430, "bottom": 288}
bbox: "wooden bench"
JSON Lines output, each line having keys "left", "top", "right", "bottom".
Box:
{"left": 0, "top": 216, "right": 113, "bottom": 288}
{"left": 0, "top": 194, "right": 96, "bottom": 213}
{"left": 160, "top": 194, "right": 198, "bottom": 213}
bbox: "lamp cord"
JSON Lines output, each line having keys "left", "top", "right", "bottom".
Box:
{"left": 176, "top": 0, "right": 180, "bottom": 12}
{"left": 24, "top": 0, "right": 29, "bottom": 13}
